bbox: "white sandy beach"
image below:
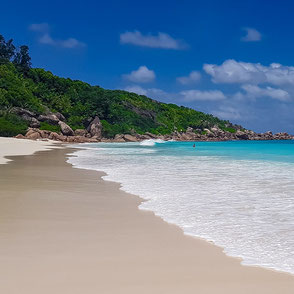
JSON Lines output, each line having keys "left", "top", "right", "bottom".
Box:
{"left": 0, "top": 137, "right": 294, "bottom": 293}
{"left": 0, "top": 137, "right": 57, "bottom": 164}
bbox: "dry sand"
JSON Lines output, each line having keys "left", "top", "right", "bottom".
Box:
{"left": 0, "top": 137, "right": 57, "bottom": 164}
{"left": 0, "top": 144, "right": 294, "bottom": 293}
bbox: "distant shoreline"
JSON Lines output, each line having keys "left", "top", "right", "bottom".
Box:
{"left": 12, "top": 126, "right": 294, "bottom": 144}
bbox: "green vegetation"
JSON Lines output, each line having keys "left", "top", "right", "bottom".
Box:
{"left": 222, "top": 127, "right": 237, "bottom": 133}
{"left": 0, "top": 33, "right": 239, "bottom": 138}
{"left": 39, "top": 122, "right": 61, "bottom": 133}
{"left": 0, "top": 113, "right": 28, "bottom": 137}
{"left": 0, "top": 34, "right": 31, "bottom": 73}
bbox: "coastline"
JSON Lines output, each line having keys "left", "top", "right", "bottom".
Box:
{"left": 68, "top": 141, "right": 294, "bottom": 276}
{"left": 19, "top": 126, "right": 294, "bottom": 143}
{"left": 0, "top": 144, "right": 294, "bottom": 293}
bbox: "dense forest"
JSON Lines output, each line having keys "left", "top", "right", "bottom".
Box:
{"left": 0, "top": 34, "right": 239, "bottom": 137}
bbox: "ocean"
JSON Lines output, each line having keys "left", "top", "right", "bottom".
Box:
{"left": 67, "top": 139, "right": 294, "bottom": 275}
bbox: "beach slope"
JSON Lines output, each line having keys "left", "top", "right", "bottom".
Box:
{"left": 0, "top": 143, "right": 294, "bottom": 293}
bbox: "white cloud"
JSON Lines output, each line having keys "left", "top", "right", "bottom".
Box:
{"left": 123, "top": 66, "right": 155, "bottom": 83}
{"left": 29, "top": 23, "right": 50, "bottom": 33}
{"left": 180, "top": 89, "right": 226, "bottom": 101}
{"left": 124, "top": 85, "right": 173, "bottom": 102}
{"left": 231, "top": 91, "right": 247, "bottom": 101}
{"left": 124, "top": 85, "right": 147, "bottom": 96}
{"left": 212, "top": 106, "right": 242, "bottom": 120}
{"left": 241, "top": 27, "right": 262, "bottom": 42}
{"left": 177, "top": 71, "right": 201, "bottom": 85}
{"left": 39, "top": 33, "right": 56, "bottom": 45}
{"left": 241, "top": 84, "right": 291, "bottom": 101}
{"left": 39, "top": 34, "right": 85, "bottom": 48}
{"left": 29, "top": 23, "right": 85, "bottom": 49}
{"left": 203, "top": 59, "right": 294, "bottom": 86}
{"left": 147, "top": 88, "right": 168, "bottom": 97}
{"left": 120, "top": 30, "right": 187, "bottom": 49}
{"left": 59, "top": 38, "right": 85, "bottom": 48}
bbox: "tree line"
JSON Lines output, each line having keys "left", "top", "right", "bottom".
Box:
{"left": 0, "top": 34, "right": 31, "bottom": 73}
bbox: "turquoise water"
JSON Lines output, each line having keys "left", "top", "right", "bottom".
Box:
{"left": 68, "top": 139, "right": 294, "bottom": 274}
{"left": 108, "top": 140, "right": 294, "bottom": 162}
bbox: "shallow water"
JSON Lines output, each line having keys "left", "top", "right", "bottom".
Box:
{"left": 68, "top": 140, "right": 294, "bottom": 274}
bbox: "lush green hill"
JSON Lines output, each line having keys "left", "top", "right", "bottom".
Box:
{"left": 0, "top": 34, "right": 239, "bottom": 138}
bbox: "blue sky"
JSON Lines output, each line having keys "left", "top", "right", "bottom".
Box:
{"left": 2, "top": 0, "right": 294, "bottom": 133}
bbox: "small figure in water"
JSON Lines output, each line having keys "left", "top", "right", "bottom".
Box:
{"left": 193, "top": 143, "right": 196, "bottom": 148}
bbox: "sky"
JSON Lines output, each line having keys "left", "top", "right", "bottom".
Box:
{"left": 2, "top": 0, "right": 294, "bottom": 133}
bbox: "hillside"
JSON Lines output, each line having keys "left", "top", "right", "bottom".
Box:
{"left": 0, "top": 35, "right": 239, "bottom": 138}
{"left": 1, "top": 34, "right": 292, "bottom": 142}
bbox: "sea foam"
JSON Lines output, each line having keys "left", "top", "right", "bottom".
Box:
{"left": 140, "top": 139, "right": 166, "bottom": 146}
{"left": 67, "top": 141, "right": 294, "bottom": 275}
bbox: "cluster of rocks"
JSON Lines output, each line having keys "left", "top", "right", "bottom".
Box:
{"left": 16, "top": 128, "right": 101, "bottom": 143}
{"left": 16, "top": 126, "right": 294, "bottom": 143}
{"left": 105, "top": 127, "right": 293, "bottom": 143}
{"left": 158, "top": 127, "right": 294, "bottom": 142}
{"left": 13, "top": 107, "right": 293, "bottom": 143}
{"left": 13, "top": 107, "right": 103, "bottom": 143}
{"left": 247, "top": 131, "right": 294, "bottom": 140}
{"left": 12, "top": 107, "right": 64, "bottom": 129}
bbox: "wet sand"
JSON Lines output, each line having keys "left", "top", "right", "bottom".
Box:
{"left": 0, "top": 146, "right": 294, "bottom": 293}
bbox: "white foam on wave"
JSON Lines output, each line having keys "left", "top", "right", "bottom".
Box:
{"left": 140, "top": 139, "right": 166, "bottom": 146}
{"left": 67, "top": 145, "right": 294, "bottom": 275}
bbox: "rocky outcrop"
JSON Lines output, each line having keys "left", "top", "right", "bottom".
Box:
{"left": 235, "top": 130, "right": 249, "bottom": 140}
{"left": 11, "top": 107, "right": 65, "bottom": 128}
{"left": 11, "top": 107, "right": 40, "bottom": 128}
{"left": 26, "top": 130, "right": 42, "bottom": 140}
{"left": 38, "top": 114, "right": 60, "bottom": 125}
{"left": 17, "top": 128, "right": 101, "bottom": 143}
{"left": 112, "top": 134, "right": 125, "bottom": 142}
{"left": 74, "top": 129, "right": 89, "bottom": 137}
{"left": 123, "top": 134, "right": 138, "bottom": 142}
{"left": 87, "top": 116, "right": 102, "bottom": 138}
{"left": 21, "top": 114, "right": 41, "bottom": 128}
{"left": 11, "top": 107, "right": 294, "bottom": 143}
{"left": 144, "top": 132, "right": 157, "bottom": 139}
{"left": 58, "top": 121, "right": 74, "bottom": 136}
{"left": 149, "top": 126, "right": 294, "bottom": 142}
{"left": 11, "top": 107, "right": 36, "bottom": 117}
{"left": 29, "top": 117, "right": 41, "bottom": 128}
{"left": 17, "top": 126, "right": 294, "bottom": 143}
{"left": 248, "top": 131, "right": 293, "bottom": 141}
{"left": 11, "top": 108, "right": 106, "bottom": 142}
{"left": 54, "top": 112, "right": 65, "bottom": 121}
{"left": 15, "top": 134, "right": 26, "bottom": 139}
{"left": 274, "top": 132, "right": 293, "bottom": 140}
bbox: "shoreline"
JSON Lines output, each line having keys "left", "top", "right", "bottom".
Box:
{"left": 68, "top": 141, "right": 294, "bottom": 277}
{"left": 69, "top": 150, "right": 294, "bottom": 278}
{"left": 1, "top": 144, "right": 294, "bottom": 293}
